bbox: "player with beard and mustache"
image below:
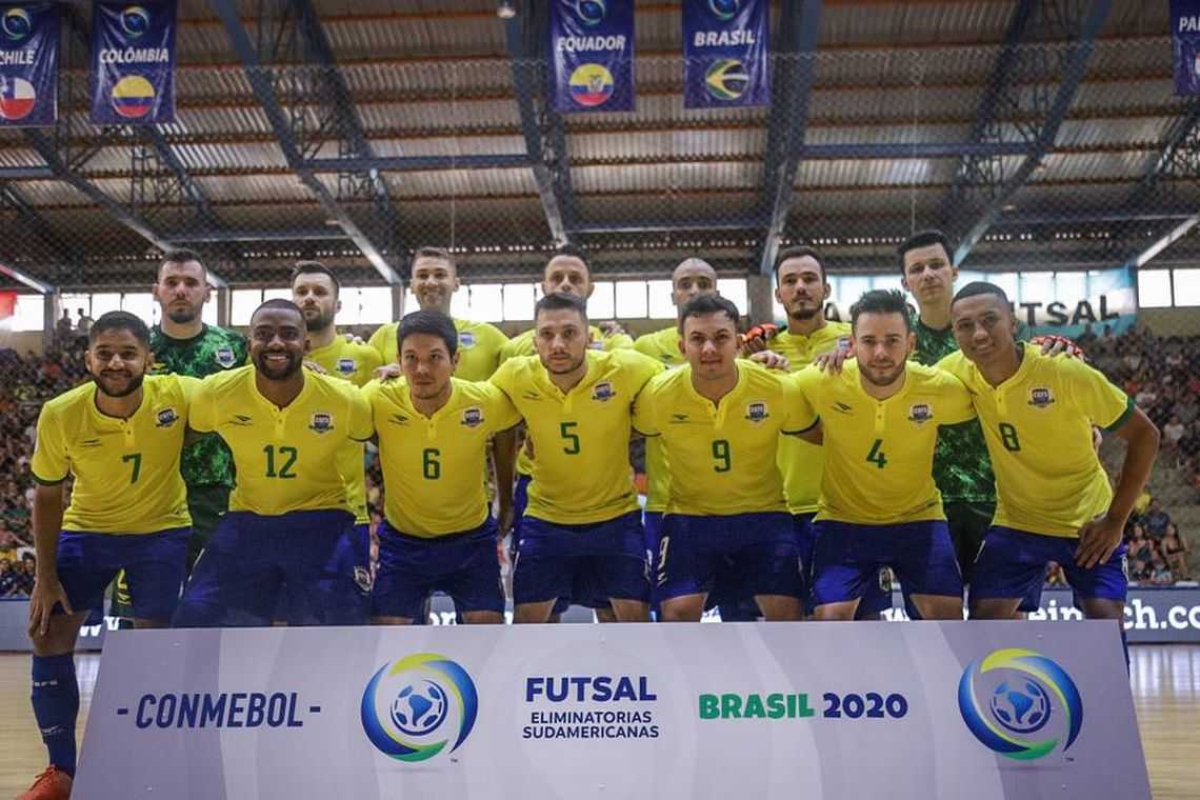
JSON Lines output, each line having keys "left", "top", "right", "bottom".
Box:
{"left": 172, "top": 300, "right": 374, "bottom": 628}
{"left": 21, "top": 312, "right": 199, "bottom": 799}
{"left": 148, "top": 249, "right": 247, "bottom": 570}
{"left": 790, "top": 290, "right": 972, "bottom": 621}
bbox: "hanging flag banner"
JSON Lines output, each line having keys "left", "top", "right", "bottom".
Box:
{"left": 89, "top": 0, "right": 177, "bottom": 125}
{"left": 683, "top": 0, "right": 769, "bottom": 108}
{"left": 549, "top": 0, "right": 635, "bottom": 113}
{"left": 1172, "top": 0, "right": 1200, "bottom": 94}
{"left": 0, "top": 3, "right": 59, "bottom": 127}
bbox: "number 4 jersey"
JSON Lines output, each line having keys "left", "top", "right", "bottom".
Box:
{"left": 31, "top": 374, "right": 200, "bottom": 534}
{"left": 189, "top": 366, "right": 373, "bottom": 516}
{"left": 790, "top": 361, "right": 975, "bottom": 525}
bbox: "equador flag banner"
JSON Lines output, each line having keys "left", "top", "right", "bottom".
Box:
{"left": 1172, "top": 0, "right": 1200, "bottom": 94}
{"left": 683, "top": 0, "right": 769, "bottom": 108}
{"left": 89, "top": 0, "right": 176, "bottom": 124}
{"left": 549, "top": 0, "right": 634, "bottom": 113}
{"left": 0, "top": 3, "right": 59, "bottom": 127}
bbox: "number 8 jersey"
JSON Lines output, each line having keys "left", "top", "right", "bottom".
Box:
{"left": 31, "top": 374, "right": 199, "bottom": 534}
{"left": 189, "top": 366, "right": 373, "bottom": 516}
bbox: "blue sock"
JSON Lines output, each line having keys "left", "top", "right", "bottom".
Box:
{"left": 31, "top": 653, "right": 79, "bottom": 777}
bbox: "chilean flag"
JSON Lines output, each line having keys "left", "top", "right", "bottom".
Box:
{"left": 0, "top": 77, "right": 37, "bottom": 121}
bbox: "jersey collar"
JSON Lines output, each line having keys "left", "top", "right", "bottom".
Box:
{"left": 405, "top": 378, "right": 460, "bottom": 422}
{"left": 250, "top": 368, "right": 313, "bottom": 412}
{"left": 87, "top": 380, "right": 151, "bottom": 425}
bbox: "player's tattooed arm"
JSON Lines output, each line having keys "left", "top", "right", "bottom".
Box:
{"left": 1075, "top": 407, "right": 1159, "bottom": 569}
{"left": 27, "top": 483, "right": 72, "bottom": 638}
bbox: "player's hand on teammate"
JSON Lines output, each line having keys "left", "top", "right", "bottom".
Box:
{"left": 27, "top": 573, "right": 72, "bottom": 638}
{"left": 342, "top": 332, "right": 367, "bottom": 346}
{"left": 738, "top": 323, "right": 778, "bottom": 357}
{"left": 1031, "top": 334, "right": 1086, "bottom": 362}
{"left": 303, "top": 360, "right": 329, "bottom": 375}
{"left": 814, "top": 342, "right": 854, "bottom": 373}
{"left": 1074, "top": 513, "right": 1124, "bottom": 569}
{"left": 598, "top": 320, "right": 627, "bottom": 337}
{"left": 374, "top": 362, "right": 402, "bottom": 381}
{"left": 749, "top": 350, "right": 790, "bottom": 372}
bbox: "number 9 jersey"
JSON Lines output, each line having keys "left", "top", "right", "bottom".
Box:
{"left": 188, "top": 366, "right": 374, "bottom": 516}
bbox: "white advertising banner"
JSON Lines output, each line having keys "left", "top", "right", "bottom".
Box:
{"left": 75, "top": 622, "right": 1149, "bottom": 799}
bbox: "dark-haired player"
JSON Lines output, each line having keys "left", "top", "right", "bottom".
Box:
{"left": 21, "top": 312, "right": 198, "bottom": 799}
{"left": 172, "top": 300, "right": 374, "bottom": 627}
{"left": 365, "top": 310, "right": 520, "bottom": 624}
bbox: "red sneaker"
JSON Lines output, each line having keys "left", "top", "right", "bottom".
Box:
{"left": 16, "top": 766, "right": 73, "bottom": 800}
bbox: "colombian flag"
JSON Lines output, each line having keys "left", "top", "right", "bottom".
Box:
{"left": 0, "top": 77, "right": 36, "bottom": 121}
{"left": 569, "top": 63, "right": 615, "bottom": 107}
{"left": 111, "top": 75, "right": 155, "bottom": 119}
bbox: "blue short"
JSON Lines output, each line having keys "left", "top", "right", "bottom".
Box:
{"left": 56, "top": 527, "right": 189, "bottom": 622}
{"left": 514, "top": 511, "right": 649, "bottom": 606}
{"left": 657, "top": 512, "right": 803, "bottom": 602}
{"left": 173, "top": 509, "right": 369, "bottom": 627}
{"left": 372, "top": 517, "right": 504, "bottom": 619}
{"left": 970, "top": 526, "right": 1128, "bottom": 605}
{"left": 273, "top": 523, "right": 371, "bottom": 623}
{"left": 795, "top": 514, "right": 893, "bottom": 617}
{"left": 811, "top": 519, "right": 962, "bottom": 608}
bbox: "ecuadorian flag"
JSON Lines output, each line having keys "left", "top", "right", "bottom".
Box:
{"left": 111, "top": 75, "right": 155, "bottom": 119}
{"left": 569, "top": 63, "right": 615, "bottom": 107}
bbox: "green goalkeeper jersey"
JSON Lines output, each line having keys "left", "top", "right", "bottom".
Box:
{"left": 149, "top": 323, "right": 248, "bottom": 488}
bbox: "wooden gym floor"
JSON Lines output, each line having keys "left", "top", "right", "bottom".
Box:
{"left": 0, "top": 645, "right": 1197, "bottom": 798}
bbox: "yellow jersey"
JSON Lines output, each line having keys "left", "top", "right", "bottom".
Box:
{"left": 369, "top": 318, "right": 509, "bottom": 382}
{"left": 937, "top": 348, "right": 1135, "bottom": 538}
{"left": 791, "top": 361, "right": 975, "bottom": 524}
{"left": 364, "top": 377, "right": 521, "bottom": 537}
{"left": 307, "top": 337, "right": 383, "bottom": 525}
{"left": 491, "top": 348, "right": 661, "bottom": 525}
{"left": 31, "top": 375, "right": 198, "bottom": 534}
{"left": 632, "top": 362, "right": 808, "bottom": 516}
{"left": 771, "top": 323, "right": 852, "bottom": 515}
{"left": 633, "top": 326, "right": 686, "bottom": 513}
{"left": 190, "top": 366, "right": 374, "bottom": 516}
{"left": 501, "top": 324, "right": 634, "bottom": 476}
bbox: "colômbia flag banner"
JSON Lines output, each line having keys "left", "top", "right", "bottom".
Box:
{"left": 1172, "top": 0, "right": 1200, "bottom": 95}
{"left": 89, "top": 0, "right": 177, "bottom": 125}
{"left": 683, "top": 0, "right": 769, "bottom": 109}
{"left": 0, "top": 3, "right": 59, "bottom": 127}
{"left": 549, "top": 0, "right": 635, "bottom": 113}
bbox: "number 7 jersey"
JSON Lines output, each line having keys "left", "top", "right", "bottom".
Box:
{"left": 189, "top": 366, "right": 374, "bottom": 516}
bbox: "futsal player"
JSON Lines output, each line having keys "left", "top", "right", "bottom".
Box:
{"left": 364, "top": 310, "right": 521, "bottom": 624}
{"left": 21, "top": 312, "right": 197, "bottom": 800}
{"left": 291, "top": 261, "right": 381, "bottom": 619}
{"left": 368, "top": 246, "right": 509, "bottom": 381}
{"left": 172, "top": 300, "right": 374, "bottom": 627}
{"left": 792, "top": 290, "right": 971, "bottom": 621}
{"left": 491, "top": 293, "right": 661, "bottom": 623}
{"left": 632, "top": 294, "right": 807, "bottom": 622}
{"left": 940, "top": 283, "right": 1158, "bottom": 625}
{"left": 148, "top": 249, "right": 248, "bottom": 565}
{"left": 500, "top": 246, "right": 635, "bottom": 619}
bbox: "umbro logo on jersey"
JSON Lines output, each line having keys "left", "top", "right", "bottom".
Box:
{"left": 389, "top": 414, "right": 410, "bottom": 425}
{"left": 215, "top": 347, "right": 237, "bottom": 368}
{"left": 155, "top": 408, "right": 179, "bottom": 428}
{"left": 670, "top": 413, "right": 690, "bottom": 423}
{"left": 745, "top": 402, "right": 769, "bottom": 423}
{"left": 908, "top": 404, "right": 933, "bottom": 424}
{"left": 522, "top": 391, "right": 542, "bottom": 401}
{"left": 309, "top": 413, "right": 334, "bottom": 433}
{"left": 81, "top": 438, "right": 102, "bottom": 448}
{"left": 592, "top": 382, "right": 615, "bottom": 402}
{"left": 231, "top": 414, "right": 253, "bottom": 426}
{"left": 337, "top": 358, "right": 356, "bottom": 375}
{"left": 462, "top": 407, "right": 484, "bottom": 428}
{"left": 833, "top": 402, "right": 853, "bottom": 414}
{"left": 1029, "top": 387, "right": 1056, "bottom": 408}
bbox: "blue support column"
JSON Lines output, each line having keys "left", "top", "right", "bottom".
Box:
{"left": 755, "top": 0, "right": 823, "bottom": 275}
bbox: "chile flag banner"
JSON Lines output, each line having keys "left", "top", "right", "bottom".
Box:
{"left": 0, "top": 3, "right": 59, "bottom": 127}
